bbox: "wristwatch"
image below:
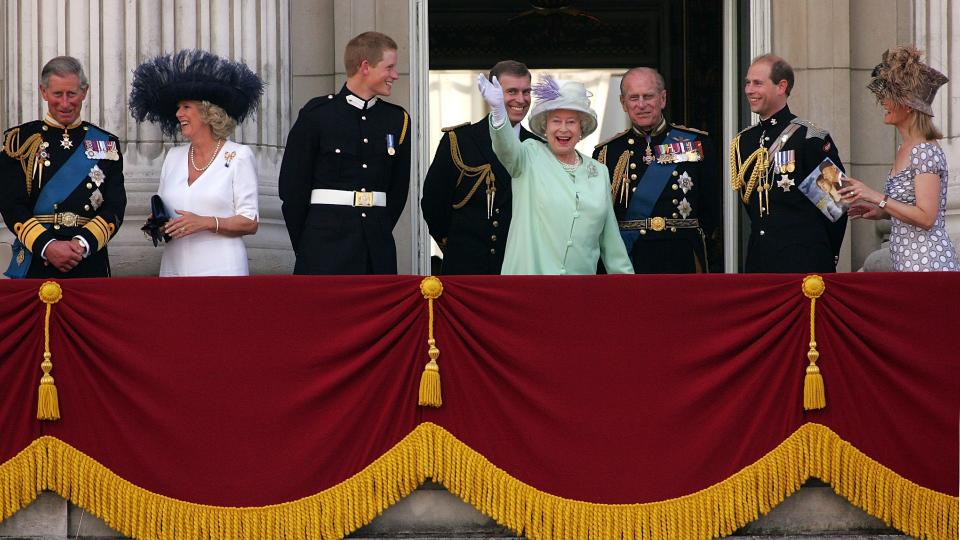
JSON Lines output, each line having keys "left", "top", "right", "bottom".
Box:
{"left": 878, "top": 195, "right": 889, "bottom": 209}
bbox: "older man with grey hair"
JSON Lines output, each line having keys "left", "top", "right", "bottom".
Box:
{"left": 593, "top": 67, "right": 720, "bottom": 273}
{"left": 0, "top": 55, "right": 126, "bottom": 278}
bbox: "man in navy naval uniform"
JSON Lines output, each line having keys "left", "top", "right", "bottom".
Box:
{"left": 0, "top": 56, "right": 126, "bottom": 278}
{"left": 279, "top": 31, "right": 411, "bottom": 274}
{"left": 593, "top": 67, "right": 719, "bottom": 273}
{"left": 732, "top": 54, "right": 846, "bottom": 273}
{"left": 420, "top": 60, "right": 539, "bottom": 275}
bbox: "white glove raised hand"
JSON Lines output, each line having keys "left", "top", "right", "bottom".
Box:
{"left": 477, "top": 74, "right": 507, "bottom": 127}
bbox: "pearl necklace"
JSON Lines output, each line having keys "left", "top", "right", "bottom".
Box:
{"left": 557, "top": 152, "right": 581, "bottom": 174}
{"left": 189, "top": 138, "right": 225, "bottom": 172}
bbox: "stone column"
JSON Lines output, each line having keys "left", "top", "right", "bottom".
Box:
{"left": 1, "top": 0, "right": 292, "bottom": 276}
{"left": 915, "top": 0, "right": 960, "bottom": 245}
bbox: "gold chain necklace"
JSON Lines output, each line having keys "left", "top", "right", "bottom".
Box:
{"left": 189, "top": 139, "right": 225, "bottom": 172}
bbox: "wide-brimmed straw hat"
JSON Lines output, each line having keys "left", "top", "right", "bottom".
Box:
{"left": 129, "top": 49, "right": 264, "bottom": 135}
{"left": 528, "top": 76, "right": 598, "bottom": 138}
{"left": 867, "top": 46, "right": 948, "bottom": 117}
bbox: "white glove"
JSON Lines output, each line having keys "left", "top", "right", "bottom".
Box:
{"left": 477, "top": 74, "right": 507, "bottom": 128}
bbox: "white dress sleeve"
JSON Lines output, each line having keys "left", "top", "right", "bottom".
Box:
{"left": 231, "top": 144, "right": 260, "bottom": 221}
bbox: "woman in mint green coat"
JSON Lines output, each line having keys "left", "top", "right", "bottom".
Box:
{"left": 478, "top": 74, "right": 634, "bottom": 275}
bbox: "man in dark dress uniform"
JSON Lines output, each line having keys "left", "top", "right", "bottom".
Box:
{"left": 0, "top": 56, "right": 125, "bottom": 278}
{"left": 279, "top": 31, "right": 410, "bottom": 274}
{"left": 732, "top": 54, "right": 846, "bottom": 273}
{"left": 421, "top": 60, "right": 539, "bottom": 275}
{"left": 593, "top": 67, "right": 719, "bottom": 273}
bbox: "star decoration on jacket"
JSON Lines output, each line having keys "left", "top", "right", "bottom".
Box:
{"left": 89, "top": 189, "right": 104, "bottom": 210}
{"left": 89, "top": 165, "right": 106, "bottom": 187}
{"left": 678, "top": 171, "right": 694, "bottom": 194}
{"left": 777, "top": 175, "right": 794, "bottom": 192}
{"left": 61, "top": 133, "right": 73, "bottom": 149}
{"left": 677, "top": 198, "right": 692, "bottom": 219}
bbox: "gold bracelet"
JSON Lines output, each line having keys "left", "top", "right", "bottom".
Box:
{"left": 214, "top": 216, "right": 220, "bottom": 234}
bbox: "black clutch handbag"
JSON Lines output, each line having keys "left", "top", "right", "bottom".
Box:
{"left": 141, "top": 194, "right": 172, "bottom": 247}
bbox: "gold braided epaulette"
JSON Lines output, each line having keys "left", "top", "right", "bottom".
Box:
{"left": 441, "top": 122, "right": 470, "bottom": 133}
{"left": 3, "top": 127, "right": 45, "bottom": 196}
{"left": 671, "top": 124, "right": 709, "bottom": 136}
{"left": 593, "top": 128, "right": 630, "bottom": 150}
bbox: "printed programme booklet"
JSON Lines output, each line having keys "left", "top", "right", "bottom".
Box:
{"left": 798, "top": 157, "right": 847, "bottom": 222}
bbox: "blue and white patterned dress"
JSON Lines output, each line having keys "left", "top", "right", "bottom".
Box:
{"left": 885, "top": 142, "right": 958, "bottom": 271}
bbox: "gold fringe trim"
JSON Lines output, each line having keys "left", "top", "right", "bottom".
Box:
{"left": 0, "top": 423, "right": 955, "bottom": 540}
{"left": 1, "top": 430, "right": 429, "bottom": 540}
{"left": 802, "top": 275, "right": 827, "bottom": 410}
{"left": 418, "top": 276, "right": 443, "bottom": 407}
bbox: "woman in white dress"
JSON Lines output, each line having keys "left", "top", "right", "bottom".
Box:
{"left": 129, "top": 50, "right": 264, "bottom": 276}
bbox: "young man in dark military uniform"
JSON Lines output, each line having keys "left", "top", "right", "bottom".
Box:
{"left": 0, "top": 56, "right": 126, "bottom": 278}
{"left": 420, "top": 60, "right": 539, "bottom": 275}
{"left": 593, "top": 67, "right": 719, "bottom": 273}
{"left": 732, "top": 54, "right": 846, "bottom": 273}
{"left": 279, "top": 31, "right": 411, "bottom": 275}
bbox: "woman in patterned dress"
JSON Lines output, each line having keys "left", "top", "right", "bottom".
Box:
{"left": 839, "top": 46, "right": 957, "bottom": 271}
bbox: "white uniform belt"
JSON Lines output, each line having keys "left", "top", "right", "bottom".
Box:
{"left": 310, "top": 188, "right": 386, "bottom": 208}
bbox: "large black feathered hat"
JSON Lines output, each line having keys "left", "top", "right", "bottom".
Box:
{"left": 129, "top": 49, "right": 264, "bottom": 135}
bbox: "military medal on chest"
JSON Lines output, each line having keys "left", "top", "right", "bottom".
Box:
{"left": 655, "top": 140, "right": 704, "bottom": 164}
{"left": 60, "top": 131, "right": 73, "bottom": 149}
{"left": 641, "top": 135, "right": 655, "bottom": 165}
{"left": 386, "top": 134, "right": 396, "bottom": 156}
{"left": 84, "top": 140, "right": 120, "bottom": 161}
{"left": 774, "top": 149, "right": 796, "bottom": 191}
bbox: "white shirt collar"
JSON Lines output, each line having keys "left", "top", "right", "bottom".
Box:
{"left": 345, "top": 94, "right": 379, "bottom": 110}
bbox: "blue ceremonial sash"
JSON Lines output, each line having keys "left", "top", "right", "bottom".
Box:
{"left": 5, "top": 126, "right": 109, "bottom": 278}
{"left": 620, "top": 128, "right": 686, "bottom": 250}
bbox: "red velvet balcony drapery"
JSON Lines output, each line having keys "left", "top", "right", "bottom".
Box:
{"left": 0, "top": 274, "right": 956, "bottom": 540}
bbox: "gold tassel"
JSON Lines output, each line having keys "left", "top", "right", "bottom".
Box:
{"left": 802, "top": 275, "right": 826, "bottom": 410}
{"left": 37, "top": 281, "right": 63, "bottom": 421}
{"left": 419, "top": 277, "right": 444, "bottom": 407}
